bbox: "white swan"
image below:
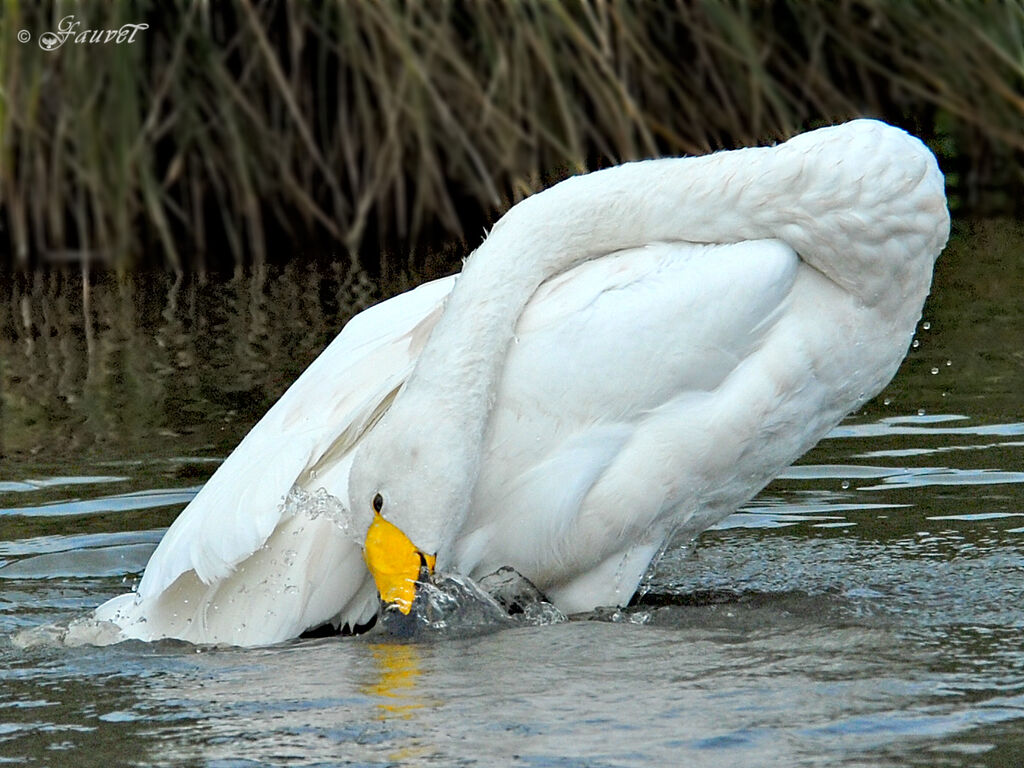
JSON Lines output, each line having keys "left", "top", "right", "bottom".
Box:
{"left": 93, "top": 119, "right": 949, "bottom": 646}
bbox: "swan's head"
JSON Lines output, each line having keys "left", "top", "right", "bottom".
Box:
{"left": 348, "top": 405, "right": 472, "bottom": 614}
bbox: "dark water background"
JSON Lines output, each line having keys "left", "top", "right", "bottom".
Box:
{"left": 0, "top": 218, "right": 1022, "bottom": 767}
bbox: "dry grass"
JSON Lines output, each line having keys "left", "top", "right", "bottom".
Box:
{"left": 0, "top": 1, "right": 1022, "bottom": 273}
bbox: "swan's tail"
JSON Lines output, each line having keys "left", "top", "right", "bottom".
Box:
{"left": 93, "top": 513, "right": 378, "bottom": 645}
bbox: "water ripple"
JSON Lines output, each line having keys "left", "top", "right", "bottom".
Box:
{"left": 0, "top": 476, "right": 129, "bottom": 494}
{"left": 0, "top": 487, "right": 201, "bottom": 518}
{"left": 828, "top": 417, "right": 1024, "bottom": 439}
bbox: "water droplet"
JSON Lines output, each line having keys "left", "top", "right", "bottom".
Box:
{"left": 840, "top": 480, "right": 850, "bottom": 490}
{"left": 280, "top": 484, "right": 363, "bottom": 541}
{"left": 284, "top": 585, "right": 299, "bottom": 595}
{"left": 945, "top": 360, "right": 952, "bottom": 367}
{"left": 922, "top": 321, "right": 931, "bottom": 330}
{"left": 912, "top": 339, "right": 920, "bottom": 348}
{"left": 931, "top": 367, "right": 939, "bottom": 375}
{"left": 883, "top": 397, "right": 892, "bottom": 406}
{"left": 917, "top": 408, "right": 926, "bottom": 416}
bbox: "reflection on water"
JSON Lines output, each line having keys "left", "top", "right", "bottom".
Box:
{"left": 365, "top": 643, "right": 427, "bottom": 720}
{"left": 0, "top": 217, "right": 1022, "bottom": 766}
{"left": 0, "top": 262, "right": 388, "bottom": 463}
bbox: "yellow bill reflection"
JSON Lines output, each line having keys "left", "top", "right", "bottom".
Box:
{"left": 362, "top": 642, "right": 442, "bottom": 764}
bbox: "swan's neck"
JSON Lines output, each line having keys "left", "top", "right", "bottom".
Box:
{"left": 390, "top": 119, "right": 948, "bottom": 547}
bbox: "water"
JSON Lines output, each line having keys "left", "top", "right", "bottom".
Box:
{"left": 1, "top": 218, "right": 1022, "bottom": 766}
{"left": 369, "top": 568, "right": 568, "bottom": 641}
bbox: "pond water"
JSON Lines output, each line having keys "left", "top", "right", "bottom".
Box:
{"left": 1, "top": 218, "right": 1022, "bottom": 767}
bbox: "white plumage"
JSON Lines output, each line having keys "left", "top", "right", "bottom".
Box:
{"left": 94, "top": 119, "right": 949, "bottom": 645}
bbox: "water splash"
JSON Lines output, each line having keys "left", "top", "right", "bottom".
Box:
{"left": 376, "top": 568, "right": 567, "bottom": 640}
{"left": 280, "top": 485, "right": 368, "bottom": 544}
{"left": 12, "top": 616, "right": 125, "bottom": 648}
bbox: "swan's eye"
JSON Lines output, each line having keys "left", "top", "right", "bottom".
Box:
{"left": 372, "top": 493, "right": 384, "bottom": 513}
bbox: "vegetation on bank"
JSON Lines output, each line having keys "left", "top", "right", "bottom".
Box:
{"left": 0, "top": 1, "right": 1022, "bottom": 273}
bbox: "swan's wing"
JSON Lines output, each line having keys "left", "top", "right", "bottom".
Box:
{"left": 463, "top": 239, "right": 802, "bottom": 595}
{"left": 134, "top": 274, "right": 455, "bottom": 600}
{"left": 504, "top": 237, "right": 799, "bottom": 435}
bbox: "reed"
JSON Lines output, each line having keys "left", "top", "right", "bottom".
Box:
{"left": 0, "top": 1, "right": 1021, "bottom": 274}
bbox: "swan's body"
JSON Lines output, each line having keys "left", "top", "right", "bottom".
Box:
{"left": 94, "top": 119, "right": 949, "bottom": 646}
